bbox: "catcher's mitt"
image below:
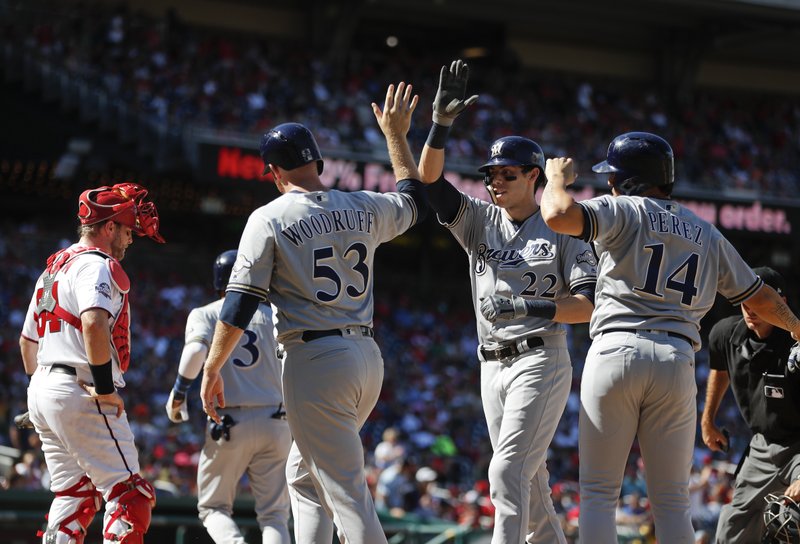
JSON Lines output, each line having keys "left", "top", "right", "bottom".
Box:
{"left": 13, "top": 410, "right": 34, "bottom": 430}
{"left": 763, "top": 493, "right": 800, "bottom": 544}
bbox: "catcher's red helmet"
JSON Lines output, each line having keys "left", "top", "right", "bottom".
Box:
{"left": 763, "top": 493, "right": 800, "bottom": 544}
{"left": 78, "top": 183, "right": 165, "bottom": 243}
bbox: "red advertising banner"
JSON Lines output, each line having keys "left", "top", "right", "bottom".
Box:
{"left": 200, "top": 143, "right": 795, "bottom": 235}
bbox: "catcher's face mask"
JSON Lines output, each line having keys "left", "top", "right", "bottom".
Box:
{"left": 763, "top": 493, "right": 800, "bottom": 544}
{"left": 78, "top": 183, "right": 165, "bottom": 243}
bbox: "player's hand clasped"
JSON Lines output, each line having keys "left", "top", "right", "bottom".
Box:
{"left": 165, "top": 389, "right": 189, "bottom": 423}
{"left": 432, "top": 59, "right": 479, "bottom": 127}
{"left": 480, "top": 294, "right": 527, "bottom": 322}
{"left": 545, "top": 157, "right": 578, "bottom": 187}
{"left": 788, "top": 342, "right": 800, "bottom": 373}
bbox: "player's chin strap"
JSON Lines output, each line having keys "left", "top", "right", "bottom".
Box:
{"left": 37, "top": 475, "right": 102, "bottom": 544}
{"left": 103, "top": 474, "right": 156, "bottom": 543}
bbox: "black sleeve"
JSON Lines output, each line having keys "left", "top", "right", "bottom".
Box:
{"left": 424, "top": 175, "right": 463, "bottom": 225}
{"left": 571, "top": 282, "right": 596, "bottom": 306}
{"left": 708, "top": 320, "right": 731, "bottom": 372}
{"left": 219, "top": 291, "right": 261, "bottom": 330}
{"left": 397, "top": 178, "right": 429, "bottom": 225}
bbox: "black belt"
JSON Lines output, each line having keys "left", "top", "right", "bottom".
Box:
{"left": 49, "top": 364, "right": 77, "bottom": 376}
{"left": 480, "top": 336, "right": 545, "bottom": 361}
{"left": 301, "top": 326, "right": 374, "bottom": 343}
{"left": 604, "top": 328, "right": 693, "bottom": 346}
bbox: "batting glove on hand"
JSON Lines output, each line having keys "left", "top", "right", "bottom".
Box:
{"left": 433, "top": 59, "right": 479, "bottom": 127}
{"left": 166, "top": 389, "right": 189, "bottom": 423}
{"left": 14, "top": 410, "right": 34, "bottom": 430}
{"left": 788, "top": 342, "right": 800, "bottom": 374}
{"left": 480, "top": 295, "right": 527, "bottom": 322}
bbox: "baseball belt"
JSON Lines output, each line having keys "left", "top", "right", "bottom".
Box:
{"left": 604, "top": 328, "right": 692, "bottom": 346}
{"left": 48, "top": 364, "right": 77, "bottom": 376}
{"left": 480, "top": 336, "right": 545, "bottom": 361}
{"left": 301, "top": 326, "right": 374, "bottom": 342}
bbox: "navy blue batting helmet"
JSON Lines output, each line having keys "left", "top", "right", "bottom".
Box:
{"left": 213, "top": 250, "right": 238, "bottom": 292}
{"left": 259, "top": 122, "right": 324, "bottom": 176}
{"left": 592, "top": 132, "right": 674, "bottom": 196}
{"left": 479, "top": 136, "right": 546, "bottom": 176}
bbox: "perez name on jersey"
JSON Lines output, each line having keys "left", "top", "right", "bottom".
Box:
{"left": 646, "top": 209, "right": 703, "bottom": 247}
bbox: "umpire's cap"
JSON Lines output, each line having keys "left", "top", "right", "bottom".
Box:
{"left": 753, "top": 266, "right": 786, "bottom": 297}
{"left": 260, "top": 122, "right": 324, "bottom": 176}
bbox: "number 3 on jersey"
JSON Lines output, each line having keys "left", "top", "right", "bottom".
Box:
{"left": 634, "top": 243, "right": 699, "bottom": 306}
{"left": 313, "top": 243, "right": 369, "bottom": 302}
{"left": 232, "top": 330, "right": 259, "bottom": 367}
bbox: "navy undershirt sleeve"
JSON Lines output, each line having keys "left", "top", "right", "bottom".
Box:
{"left": 220, "top": 291, "right": 261, "bottom": 330}
{"left": 397, "top": 178, "right": 430, "bottom": 224}
{"left": 424, "top": 175, "right": 462, "bottom": 224}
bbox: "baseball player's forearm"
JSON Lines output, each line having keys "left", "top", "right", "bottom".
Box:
{"left": 81, "top": 308, "right": 112, "bottom": 364}
{"left": 553, "top": 294, "right": 594, "bottom": 324}
{"left": 419, "top": 144, "right": 445, "bottom": 184}
{"left": 743, "top": 284, "right": 800, "bottom": 339}
{"left": 19, "top": 335, "right": 38, "bottom": 375}
{"left": 204, "top": 320, "right": 244, "bottom": 375}
{"left": 385, "top": 133, "right": 421, "bottom": 184}
{"left": 541, "top": 158, "right": 584, "bottom": 236}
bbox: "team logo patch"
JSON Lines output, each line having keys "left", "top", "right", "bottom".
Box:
{"left": 490, "top": 141, "right": 503, "bottom": 157}
{"left": 232, "top": 254, "right": 254, "bottom": 277}
{"left": 576, "top": 250, "right": 597, "bottom": 266}
{"left": 301, "top": 148, "right": 314, "bottom": 162}
{"left": 95, "top": 282, "right": 111, "bottom": 299}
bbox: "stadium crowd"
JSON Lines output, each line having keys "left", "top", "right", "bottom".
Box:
{"left": 0, "top": 221, "right": 751, "bottom": 542}
{"left": 5, "top": 0, "right": 800, "bottom": 199}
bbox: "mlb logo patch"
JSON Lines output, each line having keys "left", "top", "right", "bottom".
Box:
{"left": 301, "top": 148, "right": 314, "bottom": 162}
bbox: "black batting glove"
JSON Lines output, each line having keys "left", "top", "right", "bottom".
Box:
{"left": 432, "top": 59, "right": 479, "bottom": 127}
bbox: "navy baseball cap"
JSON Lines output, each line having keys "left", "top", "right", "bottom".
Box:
{"left": 753, "top": 266, "right": 785, "bottom": 296}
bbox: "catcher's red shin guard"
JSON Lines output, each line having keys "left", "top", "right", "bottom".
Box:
{"left": 37, "top": 475, "right": 102, "bottom": 544}
{"left": 103, "top": 474, "right": 156, "bottom": 543}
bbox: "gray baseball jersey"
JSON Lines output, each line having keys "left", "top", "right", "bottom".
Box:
{"left": 185, "top": 299, "right": 282, "bottom": 408}
{"left": 443, "top": 194, "right": 597, "bottom": 347}
{"left": 579, "top": 195, "right": 761, "bottom": 349}
{"left": 227, "top": 189, "right": 418, "bottom": 343}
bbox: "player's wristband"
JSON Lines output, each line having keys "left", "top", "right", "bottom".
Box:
{"left": 172, "top": 374, "right": 194, "bottom": 400}
{"left": 425, "top": 122, "right": 451, "bottom": 149}
{"left": 89, "top": 360, "right": 115, "bottom": 395}
{"left": 523, "top": 299, "right": 557, "bottom": 320}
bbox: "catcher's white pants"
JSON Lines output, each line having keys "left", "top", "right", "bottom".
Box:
{"left": 480, "top": 335, "right": 571, "bottom": 544}
{"left": 578, "top": 330, "right": 696, "bottom": 544}
{"left": 28, "top": 365, "right": 141, "bottom": 543}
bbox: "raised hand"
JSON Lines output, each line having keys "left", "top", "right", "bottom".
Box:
{"left": 372, "top": 81, "right": 419, "bottom": 138}
{"left": 433, "top": 59, "right": 479, "bottom": 127}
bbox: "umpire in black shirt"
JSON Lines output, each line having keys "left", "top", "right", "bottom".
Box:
{"left": 702, "top": 266, "right": 800, "bottom": 543}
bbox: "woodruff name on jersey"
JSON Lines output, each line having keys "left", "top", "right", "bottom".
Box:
{"left": 475, "top": 241, "right": 554, "bottom": 274}
{"left": 646, "top": 210, "right": 703, "bottom": 247}
{"left": 280, "top": 209, "right": 375, "bottom": 247}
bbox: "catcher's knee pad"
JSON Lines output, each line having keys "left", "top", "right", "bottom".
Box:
{"left": 38, "top": 475, "right": 102, "bottom": 544}
{"left": 103, "top": 474, "right": 156, "bottom": 543}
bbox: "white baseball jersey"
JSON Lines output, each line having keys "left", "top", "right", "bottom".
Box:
{"left": 579, "top": 195, "right": 761, "bottom": 349}
{"left": 443, "top": 194, "right": 597, "bottom": 347}
{"left": 227, "top": 189, "right": 418, "bottom": 343}
{"left": 22, "top": 243, "right": 128, "bottom": 387}
{"left": 185, "top": 299, "right": 282, "bottom": 407}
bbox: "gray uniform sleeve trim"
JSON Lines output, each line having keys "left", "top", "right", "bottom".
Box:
{"left": 578, "top": 203, "right": 597, "bottom": 242}
{"left": 570, "top": 277, "right": 597, "bottom": 291}
{"left": 440, "top": 193, "right": 469, "bottom": 229}
{"left": 398, "top": 192, "right": 418, "bottom": 227}
{"left": 727, "top": 277, "right": 764, "bottom": 305}
{"left": 226, "top": 283, "right": 268, "bottom": 301}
